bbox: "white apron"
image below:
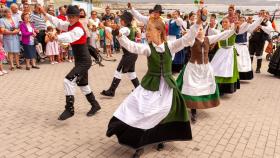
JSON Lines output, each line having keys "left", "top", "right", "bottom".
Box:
{"left": 114, "top": 77, "right": 173, "bottom": 130}
{"left": 182, "top": 62, "right": 216, "bottom": 96}
{"left": 211, "top": 47, "right": 234, "bottom": 77}
{"left": 235, "top": 43, "right": 252, "bottom": 72}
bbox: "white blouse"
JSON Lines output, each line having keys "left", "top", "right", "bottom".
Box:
{"left": 117, "top": 24, "right": 200, "bottom": 57}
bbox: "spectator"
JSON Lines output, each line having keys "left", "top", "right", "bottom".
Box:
{"left": 57, "top": 6, "right": 67, "bottom": 21}
{"left": 0, "top": 33, "right": 8, "bottom": 76}
{"left": 79, "top": 8, "right": 90, "bottom": 44}
{"left": 89, "top": 24, "right": 100, "bottom": 49}
{"left": 98, "top": 22, "right": 105, "bottom": 52}
{"left": 19, "top": 0, "right": 28, "bottom": 11}
{"left": 0, "top": 8, "right": 21, "bottom": 71}
{"left": 31, "top": 4, "right": 47, "bottom": 52}
{"left": 20, "top": 12, "right": 40, "bottom": 70}
{"left": 45, "top": 26, "right": 59, "bottom": 64}
{"left": 22, "top": 3, "right": 30, "bottom": 14}
{"left": 114, "top": 11, "right": 120, "bottom": 24}
{"left": 104, "top": 20, "right": 113, "bottom": 58}
{"left": 102, "top": 6, "right": 112, "bottom": 21}
{"left": 89, "top": 11, "right": 100, "bottom": 28}
{"left": 10, "top": 3, "right": 22, "bottom": 24}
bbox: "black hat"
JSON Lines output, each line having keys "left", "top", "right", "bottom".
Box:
{"left": 151, "top": 4, "right": 164, "bottom": 14}
{"left": 120, "top": 11, "right": 133, "bottom": 25}
{"left": 66, "top": 5, "right": 80, "bottom": 16}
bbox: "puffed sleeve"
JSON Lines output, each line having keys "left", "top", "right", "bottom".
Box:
{"left": 57, "top": 27, "right": 84, "bottom": 43}
{"left": 46, "top": 14, "right": 70, "bottom": 31}
{"left": 131, "top": 8, "right": 149, "bottom": 25}
{"left": 117, "top": 35, "right": 151, "bottom": 56}
{"left": 167, "top": 23, "right": 200, "bottom": 55}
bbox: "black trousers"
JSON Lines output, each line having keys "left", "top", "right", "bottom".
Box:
{"left": 65, "top": 44, "right": 92, "bottom": 86}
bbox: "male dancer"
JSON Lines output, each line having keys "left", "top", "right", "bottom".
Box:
{"left": 249, "top": 10, "right": 273, "bottom": 73}
{"left": 101, "top": 11, "right": 139, "bottom": 97}
{"left": 40, "top": 5, "right": 101, "bottom": 120}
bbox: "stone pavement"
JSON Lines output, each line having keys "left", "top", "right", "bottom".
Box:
{"left": 0, "top": 53, "right": 280, "bottom": 158}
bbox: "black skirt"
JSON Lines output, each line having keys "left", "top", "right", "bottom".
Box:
{"left": 268, "top": 46, "right": 280, "bottom": 76}
{"left": 106, "top": 117, "right": 192, "bottom": 149}
{"left": 218, "top": 80, "right": 240, "bottom": 94}
{"left": 239, "top": 71, "right": 254, "bottom": 80}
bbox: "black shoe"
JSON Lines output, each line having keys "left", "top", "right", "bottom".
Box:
{"left": 157, "top": 143, "right": 165, "bottom": 151}
{"left": 100, "top": 78, "right": 121, "bottom": 97}
{"left": 191, "top": 114, "right": 197, "bottom": 123}
{"left": 256, "top": 59, "right": 262, "bottom": 74}
{"left": 58, "top": 109, "right": 74, "bottom": 120}
{"left": 132, "top": 149, "right": 144, "bottom": 158}
{"left": 101, "top": 89, "right": 115, "bottom": 97}
{"left": 58, "top": 96, "right": 74, "bottom": 121}
{"left": 32, "top": 65, "right": 40, "bottom": 69}
{"left": 86, "top": 92, "right": 101, "bottom": 117}
{"left": 256, "top": 69, "right": 261, "bottom": 73}
{"left": 87, "top": 104, "right": 101, "bottom": 116}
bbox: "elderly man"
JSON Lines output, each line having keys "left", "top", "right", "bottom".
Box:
{"left": 31, "top": 4, "right": 47, "bottom": 52}
{"left": 10, "top": 3, "right": 22, "bottom": 24}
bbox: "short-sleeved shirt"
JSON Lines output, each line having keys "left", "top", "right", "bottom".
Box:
{"left": 0, "top": 18, "right": 20, "bottom": 53}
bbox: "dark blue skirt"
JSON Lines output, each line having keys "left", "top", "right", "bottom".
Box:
{"left": 23, "top": 44, "right": 36, "bottom": 59}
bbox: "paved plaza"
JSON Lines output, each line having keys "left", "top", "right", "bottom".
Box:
{"left": 0, "top": 53, "right": 280, "bottom": 158}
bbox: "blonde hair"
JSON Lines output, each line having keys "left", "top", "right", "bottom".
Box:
{"left": 146, "top": 18, "right": 167, "bottom": 42}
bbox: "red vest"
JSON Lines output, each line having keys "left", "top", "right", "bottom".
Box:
{"left": 68, "top": 22, "right": 87, "bottom": 45}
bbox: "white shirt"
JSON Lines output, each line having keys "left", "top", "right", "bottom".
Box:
{"left": 46, "top": 14, "right": 84, "bottom": 43}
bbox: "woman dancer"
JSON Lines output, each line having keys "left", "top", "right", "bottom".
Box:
{"left": 107, "top": 10, "right": 203, "bottom": 158}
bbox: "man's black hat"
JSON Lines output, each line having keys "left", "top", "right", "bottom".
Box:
{"left": 120, "top": 10, "right": 133, "bottom": 25}
{"left": 66, "top": 5, "right": 80, "bottom": 16}
{"left": 151, "top": 4, "right": 164, "bottom": 14}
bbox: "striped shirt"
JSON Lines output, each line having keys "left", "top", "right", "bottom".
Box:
{"left": 30, "top": 12, "right": 47, "bottom": 31}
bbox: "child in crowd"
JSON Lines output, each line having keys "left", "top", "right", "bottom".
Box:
{"left": 90, "top": 25, "right": 100, "bottom": 50}
{"left": 68, "top": 45, "right": 74, "bottom": 62}
{"left": 45, "top": 26, "right": 59, "bottom": 64}
{"left": 104, "top": 20, "right": 113, "bottom": 58}
{"left": 98, "top": 23, "right": 105, "bottom": 53}
{"left": 135, "top": 31, "right": 142, "bottom": 43}
{"left": 0, "top": 34, "right": 7, "bottom": 76}
{"left": 140, "top": 26, "right": 146, "bottom": 44}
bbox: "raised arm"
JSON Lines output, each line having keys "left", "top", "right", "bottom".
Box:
{"left": 130, "top": 8, "right": 149, "bottom": 25}
{"left": 57, "top": 27, "right": 84, "bottom": 43}
{"left": 208, "top": 29, "right": 235, "bottom": 45}
{"left": 45, "top": 14, "right": 70, "bottom": 31}
{"left": 117, "top": 34, "right": 151, "bottom": 56}
{"left": 168, "top": 23, "right": 200, "bottom": 54}
{"left": 260, "top": 21, "right": 274, "bottom": 34}
{"left": 239, "top": 17, "right": 263, "bottom": 34}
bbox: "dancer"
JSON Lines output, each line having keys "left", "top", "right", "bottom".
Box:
{"left": 101, "top": 11, "right": 140, "bottom": 97}
{"left": 235, "top": 16, "right": 264, "bottom": 80}
{"left": 211, "top": 15, "right": 263, "bottom": 95}
{"left": 129, "top": 3, "right": 164, "bottom": 25}
{"left": 40, "top": 5, "right": 101, "bottom": 120}
{"left": 249, "top": 10, "right": 274, "bottom": 73}
{"left": 106, "top": 10, "right": 203, "bottom": 158}
{"left": 177, "top": 23, "right": 238, "bottom": 123}
{"left": 268, "top": 38, "right": 280, "bottom": 76}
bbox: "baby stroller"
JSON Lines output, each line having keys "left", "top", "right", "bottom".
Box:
{"left": 265, "top": 31, "right": 280, "bottom": 61}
